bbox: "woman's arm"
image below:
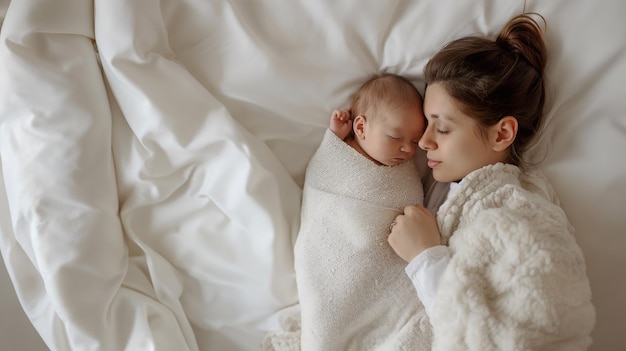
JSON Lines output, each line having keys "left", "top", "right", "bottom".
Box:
{"left": 404, "top": 245, "right": 450, "bottom": 318}
{"left": 388, "top": 205, "right": 448, "bottom": 318}
{"left": 430, "top": 208, "right": 595, "bottom": 351}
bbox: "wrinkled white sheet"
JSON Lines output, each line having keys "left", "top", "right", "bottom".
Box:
{"left": 1, "top": 0, "right": 625, "bottom": 350}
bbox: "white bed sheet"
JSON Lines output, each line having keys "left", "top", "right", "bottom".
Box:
{"left": 1, "top": 1, "right": 624, "bottom": 350}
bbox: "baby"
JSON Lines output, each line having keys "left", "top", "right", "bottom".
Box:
{"left": 263, "top": 73, "right": 432, "bottom": 351}
{"left": 330, "top": 73, "right": 425, "bottom": 167}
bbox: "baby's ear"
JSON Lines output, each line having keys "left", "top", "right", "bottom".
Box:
{"left": 353, "top": 115, "right": 367, "bottom": 139}
{"left": 491, "top": 116, "right": 518, "bottom": 151}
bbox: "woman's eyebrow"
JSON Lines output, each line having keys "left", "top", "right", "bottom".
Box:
{"left": 428, "top": 113, "right": 455, "bottom": 122}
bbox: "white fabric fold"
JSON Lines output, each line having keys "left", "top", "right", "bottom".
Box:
{"left": 0, "top": 1, "right": 143, "bottom": 349}
{"left": 1, "top": 0, "right": 302, "bottom": 350}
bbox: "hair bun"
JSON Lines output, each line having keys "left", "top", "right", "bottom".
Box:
{"left": 496, "top": 14, "right": 547, "bottom": 74}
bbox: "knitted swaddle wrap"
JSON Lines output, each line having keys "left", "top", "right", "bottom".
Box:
{"left": 292, "top": 129, "right": 432, "bottom": 351}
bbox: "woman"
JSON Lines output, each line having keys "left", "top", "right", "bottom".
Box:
{"left": 388, "top": 13, "right": 596, "bottom": 351}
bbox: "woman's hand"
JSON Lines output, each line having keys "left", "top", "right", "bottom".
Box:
{"left": 329, "top": 110, "right": 352, "bottom": 140}
{"left": 388, "top": 205, "right": 442, "bottom": 262}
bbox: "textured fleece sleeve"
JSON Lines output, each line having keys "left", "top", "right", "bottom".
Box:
{"left": 430, "top": 208, "right": 595, "bottom": 351}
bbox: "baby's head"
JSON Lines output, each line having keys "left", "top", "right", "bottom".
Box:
{"left": 350, "top": 73, "right": 425, "bottom": 166}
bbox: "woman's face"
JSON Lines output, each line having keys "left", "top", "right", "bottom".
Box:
{"left": 419, "top": 83, "right": 506, "bottom": 182}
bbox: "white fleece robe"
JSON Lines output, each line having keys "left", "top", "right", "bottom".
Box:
{"left": 426, "top": 163, "right": 596, "bottom": 351}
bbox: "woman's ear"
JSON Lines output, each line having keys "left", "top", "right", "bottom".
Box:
{"left": 353, "top": 115, "right": 367, "bottom": 139}
{"left": 490, "top": 116, "right": 518, "bottom": 151}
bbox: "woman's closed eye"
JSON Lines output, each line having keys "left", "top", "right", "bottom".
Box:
{"left": 436, "top": 129, "right": 449, "bottom": 135}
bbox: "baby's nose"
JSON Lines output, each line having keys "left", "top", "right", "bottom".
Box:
{"left": 400, "top": 143, "right": 416, "bottom": 154}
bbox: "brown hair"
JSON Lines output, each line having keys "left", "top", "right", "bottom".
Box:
{"left": 424, "top": 13, "right": 547, "bottom": 168}
{"left": 351, "top": 73, "right": 423, "bottom": 122}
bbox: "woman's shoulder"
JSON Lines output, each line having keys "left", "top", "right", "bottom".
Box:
{"left": 459, "top": 163, "right": 561, "bottom": 208}
{"left": 442, "top": 165, "right": 550, "bottom": 211}
{"left": 439, "top": 163, "right": 570, "bottom": 240}
{"left": 456, "top": 181, "right": 577, "bottom": 258}
{"left": 518, "top": 167, "right": 563, "bottom": 206}
{"left": 483, "top": 169, "right": 569, "bottom": 230}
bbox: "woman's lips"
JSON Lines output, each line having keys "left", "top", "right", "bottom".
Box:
{"left": 427, "top": 159, "right": 441, "bottom": 168}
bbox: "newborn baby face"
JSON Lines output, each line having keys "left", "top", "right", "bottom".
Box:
{"left": 361, "top": 105, "right": 425, "bottom": 166}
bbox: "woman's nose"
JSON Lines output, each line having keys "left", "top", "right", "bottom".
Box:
{"left": 418, "top": 128, "right": 434, "bottom": 151}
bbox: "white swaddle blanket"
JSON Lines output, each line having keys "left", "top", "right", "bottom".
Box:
{"left": 287, "top": 129, "right": 432, "bottom": 350}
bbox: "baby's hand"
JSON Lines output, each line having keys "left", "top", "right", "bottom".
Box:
{"left": 329, "top": 110, "right": 352, "bottom": 140}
